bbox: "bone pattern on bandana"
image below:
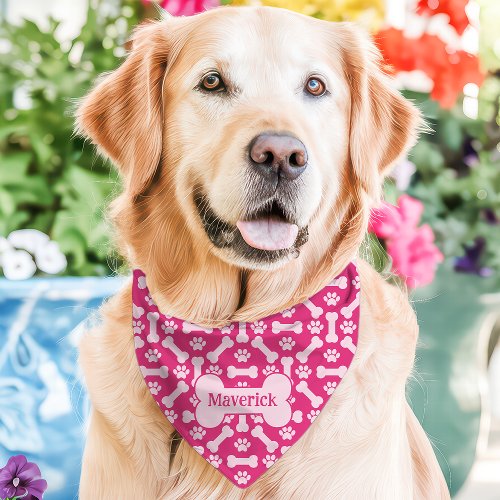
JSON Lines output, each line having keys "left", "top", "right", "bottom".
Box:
{"left": 133, "top": 263, "right": 359, "bottom": 488}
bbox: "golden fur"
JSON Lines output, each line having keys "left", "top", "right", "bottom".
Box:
{"left": 76, "top": 6, "right": 449, "bottom": 499}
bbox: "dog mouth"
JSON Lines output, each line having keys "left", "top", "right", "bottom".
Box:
{"left": 193, "top": 191, "right": 309, "bottom": 265}
{"left": 236, "top": 202, "right": 299, "bottom": 251}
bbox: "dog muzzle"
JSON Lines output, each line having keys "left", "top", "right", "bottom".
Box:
{"left": 132, "top": 263, "right": 360, "bottom": 488}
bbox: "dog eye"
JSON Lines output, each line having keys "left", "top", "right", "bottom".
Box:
{"left": 200, "top": 72, "right": 225, "bottom": 92}
{"left": 305, "top": 77, "right": 326, "bottom": 97}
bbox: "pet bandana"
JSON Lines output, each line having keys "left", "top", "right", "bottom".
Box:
{"left": 133, "top": 263, "right": 359, "bottom": 488}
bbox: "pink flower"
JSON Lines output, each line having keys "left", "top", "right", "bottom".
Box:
{"left": 142, "top": 0, "right": 219, "bottom": 16}
{"left": 369, "top": 194, "right": 423, "bottom": 239}
{"left": 387, "top": 225, "right": 443, "bottom": 288}
{"left": 369, "top": 195, "right": 443, "bottom": 288}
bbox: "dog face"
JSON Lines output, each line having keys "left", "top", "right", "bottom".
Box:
{"left": 77, "top": 7, "right": 418, "bottom": 273}
{"left": 162, "top": 10, "right": 351, "bottom": 269}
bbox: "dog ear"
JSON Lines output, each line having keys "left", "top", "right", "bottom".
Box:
{"left": 76, "top": 21, "right": 169, "bottom": 197}
{"left": 336, "top": 24, "right": 422, "bottom": 201}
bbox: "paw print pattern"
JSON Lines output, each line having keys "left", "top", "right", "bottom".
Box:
{"left": 221, "top": 324, "right": 235, "bottom": 335}
{"left": 189, "top": 337, "right": 206, "bottom": 351}
{"left": 307, "top": 320, "right": 324, "bottom": 335}
{"left": 235, "top": 438, "right": 250, "bottom": 452}
{"left": 340, "top": 320, "right": 357, "bottom": 335}
{"left": 324, "top": 348, "right": 340, "bottom": 362}
{"left": 148, "top": 381, "right": 161, "bottom": 395}
{"left": 145, "top": 294, "right": 155, "bottom": 306}
{"left": 161, "top": 320, "right": 177, "bottom": 335}
{"left": 323, "top": 381, "right": 337, "bottom": 395}
{"left": 235, "top": 471, "right": 251, "bottom": 485}
{"left": 262, "top": 454, "right": 276, "bottom": 468}
{"left": 288, "top": 396, "right": 296, "bottom": 404}
{"left": 324, "top": 292, "right": 339, "bottom": 306}
{"left": 352, "top": 275, "right": 360, "bottom": 289}
{"left": 262, "top": 365, "right": 277, "bottom": 376}
{"left": 223, "top": 414, "right": 235, "bottom": 423}
{"left": 295, "top": 365, "right": 311, "bottom": 379}
{"left": 279, "top": 426, "right": 296, "bottom": 440}
{"left": 173, "top": 365, "right": 190, "bottom": 379}
{"left": 235, "top": 349, "right": 251, "bottom": 362}
{"left": 190, "top": 426, "right": 206, "bottom": 440}
{"left": 250, "top": 415, "right": 264, "bottom": 424}
{"left": 307, "top": 410, "right": 320, "bottom": 422}
{"left": 189, "top": 395, "right": 200, "bottom": 407}
{"left": 208, "top": 455, "right": 222, "bottom": 468}
{"left": 237, "top": 381, "right": 249, "bottom": 387}
{"left": 282, "top": 307, "right": 296, "bottom": 318}
{"left": 145, "top": 348, "right": 161, "bottom": 363}
{"left": 279, "top": 337, "right": 295, "bottom": 351}
{"left": 250, "top": 320, "right": 267, "bottom": 334}
{"left": 133, "top": 320, "right": 145, "bottom": 335}
{"left": 207, "top": 365, "right": 222, "bottom": 375}
{"left": 165, "top": 409, "right": 177, "bottom": 423}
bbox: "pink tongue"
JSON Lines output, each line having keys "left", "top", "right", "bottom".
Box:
{"left": 236, "top": 218, "right": 298, "bottom": 251}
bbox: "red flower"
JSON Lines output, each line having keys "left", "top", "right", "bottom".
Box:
{"left": 417, "top": 0, "right": 470, "bottom": 36}
{"left": 376, "top": 28, "right": 484, "bottom": 109}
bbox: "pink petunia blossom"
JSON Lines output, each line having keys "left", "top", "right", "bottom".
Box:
{"left": 142, "top": 0, "right": 219, "bottom": 16}
{"left": 386, "top": 224, "right": 444, "bottom": 288}
{"left": 369, "top": 195, "right": 443, "bottom": 288}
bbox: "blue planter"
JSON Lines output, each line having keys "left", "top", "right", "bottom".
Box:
{"left": 1, "top": 271, "right": 498, "bottom": 498}
{"left": 0, "top": 277, "right": 122, "bottom": 500}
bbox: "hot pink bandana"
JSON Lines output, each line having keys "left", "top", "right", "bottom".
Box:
{"left": 133, "top": 263, "right": 359, "bottom": 488}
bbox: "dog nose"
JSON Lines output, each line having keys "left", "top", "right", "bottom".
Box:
{"left": 249, "top": 134, "right": 307, "bottom": 181}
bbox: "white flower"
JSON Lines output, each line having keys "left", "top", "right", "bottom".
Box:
{"left": 35, "top": 240, "right": 67, "bottom": 274}
{"left": 1, "top": 249, "right": 36, "bottom": 280}
{"left": 7, "top": 229, "right": 49, "bottom": 254}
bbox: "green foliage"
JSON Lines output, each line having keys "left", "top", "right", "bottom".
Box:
{"left": 400, "top": 90, "right": 500, "bottom": 271}
{"left": 0, "top": 1, "right": 142, "bottom": 275}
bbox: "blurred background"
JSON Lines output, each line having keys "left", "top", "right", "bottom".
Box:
{"left": 0, "top": 0, "right": 499, "bottom": 498}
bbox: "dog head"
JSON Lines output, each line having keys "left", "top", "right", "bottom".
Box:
{"left": 77, "top": 7, "right": 419, "bottom": 275}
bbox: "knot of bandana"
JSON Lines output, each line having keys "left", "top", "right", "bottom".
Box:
{"left": 133, "top": 263, "right": 359, "bottom": 488}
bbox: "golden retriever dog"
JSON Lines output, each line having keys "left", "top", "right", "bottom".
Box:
{"left": 76, "top": 6, "right": 449, "bottom": 499}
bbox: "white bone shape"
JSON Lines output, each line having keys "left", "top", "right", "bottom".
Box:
{"left": 316, "top": 365, "right": 348, "bottom": 379}
{"left": 281, "top": 357, "right": 294, "bottom": 377}
{"left": 236, "top": 415, "right": 249, "bottom": 432}
{"left": 251, "top": 336, "right": 278, "bottom": 362}
{"left": 296, "top": 336, "right": 323, "bottom": 363}
{"left": 146, "top": 311, "right": 160, "bottom": 343}
{"left": 195, "top": 373, "right": 291, "bottom": 428}
{"left": 292, "top": 410, "right": 303, "bottom": 423}
{"left": 207, "top": 425, "right": 234, "bottom": 453}
{"left": 328, "top": 276, "right": 347, "bottom": 289}
{"left": 227, "top": 365, "right": 258, "bottom": 379}
{"left": 191, "top": 357, "right": 204, "bottom": 385}
{"left": 162, "top": 380, "right": 189, "bottom": 408}
{"left": 271, "top": 321, "right": 302, "bottom": 334}
{"left": 251, "top": 425, "right": 279, "bottom": 452}
{"left": 207, "top": 336, "right": 234, "bottom": 363}
{"left": 237, "top": 322, "right": 249, "bottom": 343}
{"left": 341, "top": 291, "right": 360, "bottom": 319}
{"left": 227, "top": 455, "right": 258, "bottom": 468}
{"left": 303, "top": 299, "right": 323, "bottom": 319}
{"left": 182, "top": 321, "right": 213, "bottom": 334}
{"left": 341, "top": 335, "right": 356, "bottom": 354}
{"left": 140, "top": 365, "right": 169, "bottom": 379}
{"left": 162, "top": 336, "right": 189, "bottom": 363}
{"left": 325, "top": 312, "right": 338, "bottom": 343}
{"left": 182, "top": 410, "right": 195, "bottom": 423}
{"left": 296, "top": 380, "right": 323, "bottom": 408}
